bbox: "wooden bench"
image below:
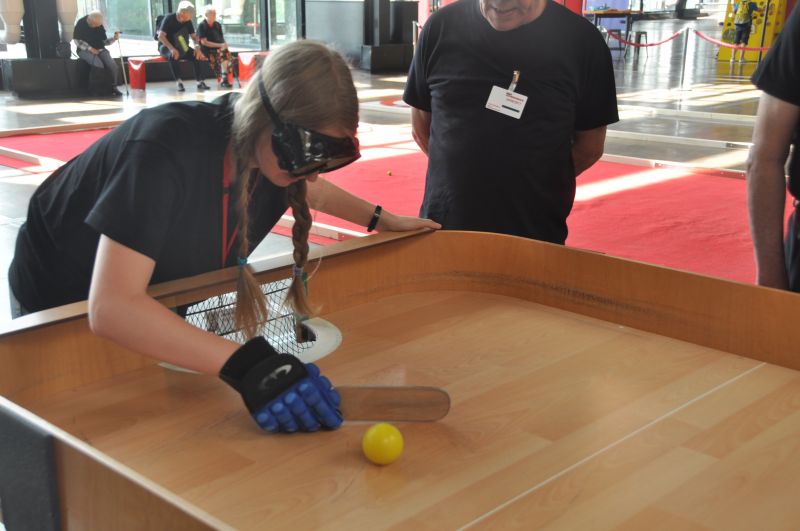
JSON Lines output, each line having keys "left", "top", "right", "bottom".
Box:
{"left": 127, "top": 51, "right": 268, "bottom": 90}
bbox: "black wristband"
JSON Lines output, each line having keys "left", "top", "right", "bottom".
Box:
{"left": 219, "top": 337, "right": 278, "bottom": 390}
{"left": 367, "top": 204, "right": 382, "bottom": 232}
{"left": 219, "top": 337, "right": 308, "bottom": 413}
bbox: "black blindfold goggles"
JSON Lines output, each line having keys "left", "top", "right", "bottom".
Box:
{"left": 258, "top": 79, "right": 360, "bottom": 177}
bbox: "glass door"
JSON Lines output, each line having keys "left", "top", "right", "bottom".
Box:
{"left": 268, "top": 0, "right": 301, "bottom": 48}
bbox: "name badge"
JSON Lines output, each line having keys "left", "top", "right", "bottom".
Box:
{"left": 485, "top": 85, "right": 528, "bottom": 119}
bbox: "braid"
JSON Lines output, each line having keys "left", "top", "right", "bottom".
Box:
{"left": 227, "top": 40, "right": 358, "bottom": 339}
{"left": 286, "top": 180, "right": 314, "bottom": 317}
{"left": 233, "top": 168, "right": 269, "bottom": 339}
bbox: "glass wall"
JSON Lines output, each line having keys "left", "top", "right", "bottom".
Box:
{"left": 0, "top": 0, "right": 277, "bottom": 59}
{"left": 205, "top": 0, "right": 264, "bottom": 48}
{"left": 74, "top": 0, "right": 263, "bottom": 53}
{"left": 269, "top": 0, "right": 300, "bottom": 47}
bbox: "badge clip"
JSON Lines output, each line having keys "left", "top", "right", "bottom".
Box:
{"left": 508, "top": 70, "right": 520, "bottom": 92}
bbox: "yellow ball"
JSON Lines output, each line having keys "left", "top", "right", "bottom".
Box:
{"left": 362, "top": 423, "right": 404, "bottom": 465}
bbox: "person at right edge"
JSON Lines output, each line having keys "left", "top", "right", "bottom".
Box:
{"left": 403, "top": 0, "right": 619, "bottom": 245}
{"left": 747, "top": 5, "right": 800, "bottom": 292}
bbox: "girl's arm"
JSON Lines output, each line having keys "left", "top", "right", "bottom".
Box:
{"left": 88, "top": 235, "right": 240, "bottom": 374}
{"left": 306, "top": 178, "right": 441, "bottom": 232}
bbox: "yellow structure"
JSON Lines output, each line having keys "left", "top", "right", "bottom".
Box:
{"left": 719, "top": 0, "right": 786, "bottom": 61}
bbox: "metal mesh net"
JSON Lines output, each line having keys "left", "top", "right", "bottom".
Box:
{"left": 181, "top": 278, "right": 315, "bottom": 356}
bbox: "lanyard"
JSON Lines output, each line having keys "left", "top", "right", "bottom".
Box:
{"left": 221, "top": 148, "right": 238, "bottom": 268}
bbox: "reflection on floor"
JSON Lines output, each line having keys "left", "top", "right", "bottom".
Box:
{"left": 0, "top": 17, "right": 768, "bottom": 324}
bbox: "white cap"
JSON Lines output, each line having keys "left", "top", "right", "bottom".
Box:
{"left": 177, "top": 1, "right": 195, "bottom": 13}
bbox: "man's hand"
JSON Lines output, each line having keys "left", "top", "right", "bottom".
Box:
{"left": 572, "top": 126, "right": 607, "bottom": 176}
{"left": 411, "top": 107, "right": 432, "bottom": 155}
{"left": 89, "top": 47, "right": 99, "bottom": 55}
{"left": 194, "top": 48, "right": 207, "bottom": 61}
{"left": 170, "top": 47, "right": 180, "bottom": 60}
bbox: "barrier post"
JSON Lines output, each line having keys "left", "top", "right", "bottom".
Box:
{"left": 679, "top": 27, "right": 691, "bottom": 91}
{"left": 757, "top": 1, "right": 770, "bottom": 63}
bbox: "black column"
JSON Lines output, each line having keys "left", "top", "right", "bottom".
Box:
{"left": 22, "top": 0, "right": 61, "bottom": 59}
{"left": 360, "top": 0, "right": 414, "bottom": 72}
{"left": 674, "top": 0, "right": 689, "bottom": 18}
{"left": 364, "top": 0, "right": 390, "bottom": 45}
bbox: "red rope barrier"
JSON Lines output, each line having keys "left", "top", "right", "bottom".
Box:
{"left": 693, "top": 29, "right": 770, "bottom": 52}
{"left": 604, "top": 28, "right": 685, "bottom": 48}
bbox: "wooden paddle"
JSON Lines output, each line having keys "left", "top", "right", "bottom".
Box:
{"left": 337, "top": 385, "right": 451, "bottom": 422}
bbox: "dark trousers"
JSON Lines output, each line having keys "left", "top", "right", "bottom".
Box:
{"left": 159, "top": 44, "right": 202, "bottom": 82}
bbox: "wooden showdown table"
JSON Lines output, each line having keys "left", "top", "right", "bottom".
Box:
{"left": 2, "top": 230, "right": 800, "bottom": 530}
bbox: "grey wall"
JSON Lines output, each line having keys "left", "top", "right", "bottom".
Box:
{"left": 306, "top": 0, "right": 365, "bottom": 64}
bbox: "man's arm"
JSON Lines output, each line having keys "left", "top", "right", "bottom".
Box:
{"left": 158, "top": 31, "right": 178, "bottom": 58}
{"left": 572, "top": 126, "right": 607, "bottom": 176}
{"left": 103, "top": 31, "right": 120, "bottom": 46}
{"left": 747, "top": 92, "right": 800, "bottom": 289}
{"left": 73, "top": 38, "right": 93, "bottom": 53}
{"left": 411, "top": 107, "right": 432, "bottom": 156}
{"left": 200, "top": 37, "right": 226, "bottom": 49}
{"left": 190, "top": 33, "right": 207, "bottom": 59}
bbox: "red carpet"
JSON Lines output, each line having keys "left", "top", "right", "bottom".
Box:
{"left": 2, "top": 127, "right": 791, "bottom": 284}
{"left": 0, "top": 129, "right": 110, "bottom": 163}
{"left": 0, "top": 154, "right": 30, "bottom": 169}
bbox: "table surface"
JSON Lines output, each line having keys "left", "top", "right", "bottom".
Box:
{"left": 21, "top": 287, "right": 800, "bottom": 530}
{"left": 5, "top": 230, "right": 800, "bottom": 530}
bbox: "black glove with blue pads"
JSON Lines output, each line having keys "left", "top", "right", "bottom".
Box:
{"left": 219, "top": 337, "right": 342, "bottom": 433}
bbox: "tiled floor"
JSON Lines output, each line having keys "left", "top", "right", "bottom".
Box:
{"left": 0, "top": 17, "right": 765, "bottom": 325}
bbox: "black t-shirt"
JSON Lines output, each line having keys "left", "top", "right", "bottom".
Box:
{"left": 403, "top": 0, "right": 619, "bottom": 243}
{"left": 159, "top": 12, "right": 195, "bottom": 52}
{"left": 73, "top": 15, "right": 109, "bottom": 50}
{"left": 197, "top": 20, "right": 225, "bottom": 55}
{"left": 9, "top": 94, "right": 289, "bottom": 313}
{"left": 752, "top": 5, "right": 800, "bottom": 198}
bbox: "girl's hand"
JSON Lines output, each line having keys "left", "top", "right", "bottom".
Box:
{"left": 376, "top": 210, "right": 441, "bottom": 232}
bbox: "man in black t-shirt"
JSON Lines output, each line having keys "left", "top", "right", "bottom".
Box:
{"left": 403, "top": 0, "right": 618, "bottom": 244}
{"left": 73, "top": 10, "right": 123, "bottom": 96}
{"left": 198, "top": 5, "right": 233, "bottom": 88}
{"left": 747, "top": 6, "right": 800, "bottom": 291}
{"left": 157, "top": 1, "right": 210, "bottom": 92}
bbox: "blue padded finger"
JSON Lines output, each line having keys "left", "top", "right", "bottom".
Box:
{"left": 253, "top": 406, "right": 279, "bottom": 433}
{"left": 303, "top": 364, "right": 341, "bottom": 409}
{"left": 284, "top": 392, "right": 320, "bottom": 432}
{"left": 299, "top": 381, "right": 342, "bottom": 429}
{"left": 270, "top": 401, "right": 299, "bottom": 433}
{"left": 316, "top": 376, "right": 341, "bottom": 407}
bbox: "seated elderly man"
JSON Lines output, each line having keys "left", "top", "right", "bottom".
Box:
{"left": 157, "top": 1, "right": 209, "bottom": 92}
{"left": 73, "top": 10, "right": 123, "bottom": 97}
{"left": 197, "top": 5, "right": 233, "bottom": 88}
